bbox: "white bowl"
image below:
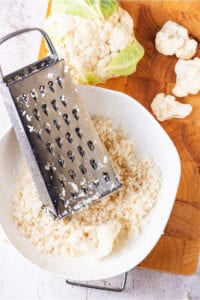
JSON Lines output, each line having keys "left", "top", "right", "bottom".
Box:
{"left": 0, "top": 85, "right": 181, "bottom": 281}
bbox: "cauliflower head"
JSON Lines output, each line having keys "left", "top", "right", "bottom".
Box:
{"left": 172, "top": 58, "right": 200, "bottom": 97}
{"left": 151, "top": 93, "right": 192, "bottom": 121}
{"left": 45, "top": 0, "right": 144, "bottom": 84}
{"left": 155, "top": 20, "right": 197, "bottom": 59}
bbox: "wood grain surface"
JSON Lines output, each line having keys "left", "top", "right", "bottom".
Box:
{"left": 41, "top": 0, "right": 200, "bottom": 275}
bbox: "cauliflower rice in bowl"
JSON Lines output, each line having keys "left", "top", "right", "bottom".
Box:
{"left": 12, "top": 116, "right": 162, "bottom": 260}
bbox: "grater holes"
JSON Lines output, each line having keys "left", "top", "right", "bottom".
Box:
{"left": 68, "top": 169, "right": 76, "bottom": 180}
{"left": 25, "top": 114, "right": 33, "bottom": 122}
{"left": 75, "top": 127, "right": 82, "bottom": 139}
{"left": 77, "top": 146, "right": 85, "bottom": 157}
{"left": 87, "top": 140, "right": 95, "bottom": 151}
{"left": 21, "top": 94, "right": 29, "bottom": 106}
{"left": 48, "top": 81, "right": 54, "bottom": 92}
{"left": 71, "top": 192, "right": 78, "bottom": 198}
{"left": 102, "top": 172, "right": 110, "bottom": 182}
{"left": 51, "top": 99, "right": 58, "bottom": 111}
{"left": 27, "top": 125, "right": 35, "bottom": 133}
{"left": 39, "top": 85, "right": 46, "bottom": 97}
{"left": 41, "top": 104, "right": 48, "bottom": 116}
{"left": 33, "top": 108, "right": 40, "bottom": 121}
{"left": 79, "top": 164, "right": 87, "bottom": 175}
{"left": 53, "top": 119, "right": 61, "bottom": 130}
{"left": 59, "top": 188, "right": 67, "bottom": 203}
{"left": 21, "top": 94, "right": 27, "bottom": 101}
{"left": 59, "top": 174, "right": 67, "bottom": 187}
{"left": 44, "top": 122, "right": 51, "bottom": 134}
{"left": 55, "top": 137, "right": 63, "bottom": 148}
{"left": 57, "top": 76, "right": 63, "bottom": 88}
{"left": 60, "top": 95, "right": 67, "bottom": 107}
{"left": 35, "top": 129, "right": 42, "bottom": 140}
{"left": 67, "top": 151, "right": 75, "bottom": 162}
{"left": 45, "top": 161, "right": 56, "bottom": 172}
{"left": 93, "top": 180, "right": 100, "bottom": 188}
{"left": 72, "top": 108, "right": 79, "bottom": 120}
{"left": 63, "top": 114, "right": 70, "bottom": 125}
{"left": 45, "top": 141, "right": 54, "bottom": 154}
{"left": 82, "top": 187, "right": 89, "bottom": 194}
{"left": 65, "top": 132, "right": 73, "bottom": 143}
{"left": 58, "top": 155, "right": 65, "bottom": 167}
{"left": 90, "top": 159, "right": 97, "bottom": 170}
{"left": 30, "top": 89, "right": 38, "bottom": 101}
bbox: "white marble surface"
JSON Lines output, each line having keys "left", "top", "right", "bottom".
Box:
{"left": 0, "top": 1, "right": 200, "bottom": 299}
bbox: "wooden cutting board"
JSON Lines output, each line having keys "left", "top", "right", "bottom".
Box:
{"left": 40, "top": 0, "right": 200, "bottom": 275}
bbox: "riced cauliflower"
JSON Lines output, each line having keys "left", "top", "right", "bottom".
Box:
{"left": 45, "top": 0, "right": 144, "bottom": 84}
{"left": 172, "top": 58, "right": 200, "bottom": 97}
{"left": 155, "top": 20, "right": 197, "bottom": 59}
{"left": 12, "top": 117, "right": 161, "bottom": 260}
{"left": 151, "top": 93, "right": 192, "bottom": 121}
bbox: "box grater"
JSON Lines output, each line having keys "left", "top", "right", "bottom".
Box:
{"left": 0, "top": 28, "right": 122, "bottom": 218}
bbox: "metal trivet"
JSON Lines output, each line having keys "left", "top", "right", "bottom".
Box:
{"left": 66, "top": 272, "right": 128, "bottom": 292}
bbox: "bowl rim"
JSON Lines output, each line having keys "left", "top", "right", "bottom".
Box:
{"left": 0, "top": 85, "right": 181, "bottom": 280}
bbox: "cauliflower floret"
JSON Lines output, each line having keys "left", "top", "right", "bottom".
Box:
{"left": 172, "top": 58, "right": 200, "bottom": 97}
{"left": 109, "top": 25, "right": 133, "bottom": 52}
{"left": 151, "top": 93, "right": 192, "bottom": 121}
{"left": 175, "top": 39, "right": 198, "bottom": 60}
{"left": 45, "top": 7, "right": 135, "bottom": 83}
{"left": 155, "top": 20, "right": 197, "bottom": 59}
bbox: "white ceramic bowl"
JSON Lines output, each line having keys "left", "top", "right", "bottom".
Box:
{"left": 0, "top": 85, "right": 181, "bottom": 281}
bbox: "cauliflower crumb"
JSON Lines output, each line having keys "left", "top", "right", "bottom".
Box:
{"left": 96, "top": 221, "right": 121, "bottom": 259}
{"left": 155, "top": 20, "right": 197, "bottom": 59}
{"left": 172, "top": 58, "right": 200, "bottom": 97}
{"left": 151, "top": 93, "right": 192, "bottom": 121}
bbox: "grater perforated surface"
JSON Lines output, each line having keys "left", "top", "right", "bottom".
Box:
{"left": 7, "top": 59, "right": 121, "bottom": 218}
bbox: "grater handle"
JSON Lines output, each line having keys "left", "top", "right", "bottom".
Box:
{"left": 0, "top": 27, "right": 58, "bottom": 77}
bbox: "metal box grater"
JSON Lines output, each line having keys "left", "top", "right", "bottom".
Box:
{"left": 0, "top": 28, "right": 122, "bottom": 218}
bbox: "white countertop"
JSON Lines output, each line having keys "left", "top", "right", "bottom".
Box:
{"left": 0, "top": 1, "right": 199, "bottom": 299}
